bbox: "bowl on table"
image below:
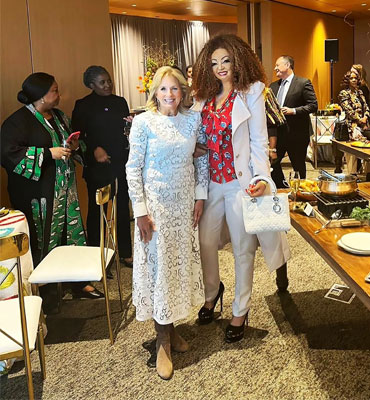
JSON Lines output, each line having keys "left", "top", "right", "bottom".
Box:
{"left": 295, "top": 179, "right": 319, "bottom": 201}
{"left": 296, "top": 191, "right": 317, "bottom": 201}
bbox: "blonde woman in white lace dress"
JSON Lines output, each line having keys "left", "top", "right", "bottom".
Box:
{"left": 126, "top": 66, "right": 208, "bottom": 380}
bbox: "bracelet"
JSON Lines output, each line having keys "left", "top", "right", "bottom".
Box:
{"left": 268, "top": 148, "right": 277, "bottom": 153}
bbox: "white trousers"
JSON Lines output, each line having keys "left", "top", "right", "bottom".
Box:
{"left": 199, "top": 180, "right": 258, "bottom": 317}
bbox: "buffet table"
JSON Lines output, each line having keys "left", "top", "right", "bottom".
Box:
{"left": 289, "top": 182, "right": 370, "bottom": 311}
{"left": 332, "top": 139, "right": 370, "bottom": 161}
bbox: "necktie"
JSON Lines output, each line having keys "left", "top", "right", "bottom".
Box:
{"left": 277, "top": 79, "right": 287, "bottom": 106}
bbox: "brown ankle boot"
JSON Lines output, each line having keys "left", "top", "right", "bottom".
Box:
{"left": 154, "top": 321, "right": 173, "bottom": 380}
{"left": 170, "top": 324, "right": 189, "bottom": 353}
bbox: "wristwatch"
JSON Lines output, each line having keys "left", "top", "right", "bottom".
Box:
{"left": 269, "top": 148, "right": 277, "bottom": 153}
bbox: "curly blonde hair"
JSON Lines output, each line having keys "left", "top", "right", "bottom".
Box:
{"left": 146, "top": 66, "right": 191, "bottom": 113}
{"left": 192, "top": 34, "right": 266, "bottom": 101}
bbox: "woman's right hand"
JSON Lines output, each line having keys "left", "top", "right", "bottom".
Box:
{"left": 193, "top": 143, "right": 208, "bottom": 158}
{"left": 137, "top": 215, "right": 156, "bottom": 243}
{"left": 94, "top": 146, "right": 111, "bottom": 163}
{"left": 50, "top": 147, "right": 72, "bottom": 160}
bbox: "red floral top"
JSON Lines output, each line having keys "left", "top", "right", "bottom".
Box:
{"left": 201, "top": 90, "right": 237, "bottom": 183}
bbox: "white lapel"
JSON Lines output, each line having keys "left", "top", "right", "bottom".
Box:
{"left": 232, "top": 91, "right": 251, "bottom": 137}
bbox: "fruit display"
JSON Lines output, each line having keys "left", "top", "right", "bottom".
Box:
{"left": 326, "top": 103, "right": 341, "bottom": 112}
{"left": 298, "top": 179, "right": 319, "bottom": 193}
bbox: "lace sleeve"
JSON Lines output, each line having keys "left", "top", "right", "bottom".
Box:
{"left": 194, "top": 113, "right": 209, "bottom": 200}
{"left": 126, "top": 114, "right": 148, "bottom": 218}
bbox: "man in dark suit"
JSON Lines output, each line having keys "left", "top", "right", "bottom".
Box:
{"left": 270, "top": 55, "right": 318, "bottom": 184}
{"left": 269, "top": 56, "right": 318, "bottom": 293}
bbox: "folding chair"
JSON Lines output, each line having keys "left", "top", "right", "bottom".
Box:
{"left": 0, "top": 233, "right": 46, "bottom": 400}
{"left": 29, "top": 179, "right": 123, "bottom": 344}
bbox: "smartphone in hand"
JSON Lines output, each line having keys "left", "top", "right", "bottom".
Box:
{"left": 67, "top": 131, "right": 80, "bottom": 143}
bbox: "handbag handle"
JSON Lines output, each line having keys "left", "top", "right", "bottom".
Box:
{"left": 248, "top": 175, "right": 277, "bottom": 196}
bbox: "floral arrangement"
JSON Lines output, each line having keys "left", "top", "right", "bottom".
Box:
{"left": 137, "top": 42, "right": 177, "bottom": 94}
{"left": 326, "top": 103, "right": 342, "bottom": 112}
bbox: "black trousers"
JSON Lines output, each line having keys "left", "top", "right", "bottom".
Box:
{"left": 271, "top": 125, "right": 310, "bottom": 187}
{"left": 86, "top": 175, "right": 132, "bottom": 259}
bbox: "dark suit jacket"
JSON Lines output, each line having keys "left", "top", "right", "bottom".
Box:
{"left": 270, "top": 75, "right": 318, "bottom": 142}
{"left": 72, "top": 92, "right": 129, "bottom": 186}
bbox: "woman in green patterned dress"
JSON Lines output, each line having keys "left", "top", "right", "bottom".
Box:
{"left": 1, "top": 72, "right": 103, "bottom": 308}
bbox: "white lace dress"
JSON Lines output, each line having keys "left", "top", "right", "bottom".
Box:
{"left": 126, "top": 109, "right": 208, "bottom": 324}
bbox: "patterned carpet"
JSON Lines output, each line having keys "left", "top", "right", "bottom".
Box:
{"left": 1, "top": 162, "right": 370, "bottom": 400}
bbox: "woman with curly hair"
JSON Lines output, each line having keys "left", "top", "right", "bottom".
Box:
{"left": 192, "top": 34, "right": 289, "bottom": 343}
{"left": 338, "top": 69, "right": 370, "bottom": 174}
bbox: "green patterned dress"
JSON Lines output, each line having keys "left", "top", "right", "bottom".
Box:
{"left": 1, "top": 105, "right": 86, "bottom": 265}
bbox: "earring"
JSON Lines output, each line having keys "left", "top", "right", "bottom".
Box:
{"left": 41, "top": 98, "right": 45, "bottom": 104}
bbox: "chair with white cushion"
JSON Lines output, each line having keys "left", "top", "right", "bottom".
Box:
{"left": 29, "top": 179, "right": 123, "bottom": 345}
{"left": 0, "top": 232, "right": 46, "bottom": 400}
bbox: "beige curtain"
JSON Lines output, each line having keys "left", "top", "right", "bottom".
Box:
{"left": 111, "top": 15, "right": 146, "bottom": 111}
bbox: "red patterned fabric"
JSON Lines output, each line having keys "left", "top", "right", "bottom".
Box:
{"left": 201, "top": 91, "right": 237, "bottom": 183}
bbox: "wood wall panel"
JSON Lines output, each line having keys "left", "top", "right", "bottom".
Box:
{"left": 0, "top": 0, "right": 32, "bottom": 208}
{"left": 28, "top": 0, "right": 113, "bottom": 116}
{"left": 354, "top": 19, "right": 370, "bottom": 74}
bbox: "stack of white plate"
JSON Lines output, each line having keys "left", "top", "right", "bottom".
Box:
{"left": 337, "top": 232, "right": 370, "bottom": 255}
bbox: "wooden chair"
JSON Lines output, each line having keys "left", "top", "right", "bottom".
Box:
{"left": 0, "top": 233, "right": 46, "bottom": 400}
{"left": 29, "top": 179, "right": 123, "bottom": 344}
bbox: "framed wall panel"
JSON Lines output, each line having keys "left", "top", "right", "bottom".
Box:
{"left": 1, "top": 0, "right": 32, "bottom": 207}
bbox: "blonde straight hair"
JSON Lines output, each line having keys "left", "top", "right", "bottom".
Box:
{"left": 146, "top": 66, "right": 191, "bottom": 113}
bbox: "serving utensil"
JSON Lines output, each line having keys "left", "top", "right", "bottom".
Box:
{"left": 319, "top": 169, "right": 341, "bottom": 182}
{"left": 318, "top": 173, "right": 358, "bottom": 196}
{"left": 314, "top": 209, "right": 343, "bottom": 234}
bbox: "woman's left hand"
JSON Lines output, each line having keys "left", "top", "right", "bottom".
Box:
{"left": 193, "top": 200, "right": 204, "bottom": 228}
{"left": 124, "top": 116, "right": 134, "bottom": 124}
{"left": 193, "top": 143, "right": 208, "bottom": 158}
{"left": 247, "top": 181, "right": 267, "bottom": 197}
{"left": 68, "top": 138, "right": 79, "bottom": 151}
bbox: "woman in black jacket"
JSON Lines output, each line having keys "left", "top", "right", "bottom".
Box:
{"left": 72, "top": 66, "right": 133, "bottom": 269}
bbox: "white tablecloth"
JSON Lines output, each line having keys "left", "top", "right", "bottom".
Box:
{"left": 310, "top": 115, "right": 338, "bottom": 143}
{"left": 0, "top": 210, "right": 33, "bottom": 299}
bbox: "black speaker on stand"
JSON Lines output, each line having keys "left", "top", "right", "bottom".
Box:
{"left": 325, "top": 39, "right": 339, "bottom": 104}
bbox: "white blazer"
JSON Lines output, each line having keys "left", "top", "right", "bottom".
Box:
{"left": 193, "top": 81, "right": 290, "bottom": 272}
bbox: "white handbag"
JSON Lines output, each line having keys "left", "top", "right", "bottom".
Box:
{"left": 242, "top": 175, "right": 291, "bottom": 234}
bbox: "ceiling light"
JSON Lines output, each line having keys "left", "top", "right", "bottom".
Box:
{"left": 361, "top": 3, "right": 367, "bottom": 6}
{"left": 131, "top": 4, "right": 136, "bottom": 6}
{"left": 122, "top": 11, "right": 127, "bottom": 14}
{"left": 331, "top": 10, "right": 336, "bottom": 12}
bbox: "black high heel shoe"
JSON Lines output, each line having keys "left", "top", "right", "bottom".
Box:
{"left": 198, "top": 281, "right": 224, "bottom": 325}
{"left": 225, "top": 312, "right": 248, "bottom": 343}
